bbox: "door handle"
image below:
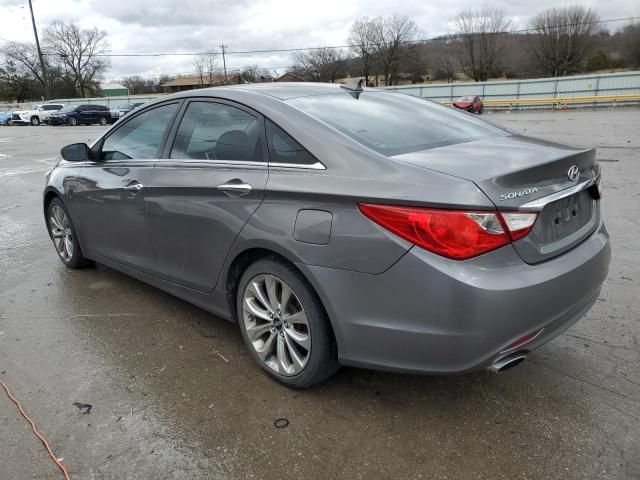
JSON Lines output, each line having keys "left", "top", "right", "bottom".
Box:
{"left": 123, "top": 182, "right": 144, "bottom": 192}
{"left": 217, "top": 180, "right": 252, "bottom": 197}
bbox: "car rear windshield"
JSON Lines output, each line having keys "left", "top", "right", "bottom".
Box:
{"left": 286, "top": 92, "right": 507, "bottom": 156}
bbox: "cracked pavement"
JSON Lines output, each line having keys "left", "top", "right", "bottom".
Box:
{"left": 0, "top": 109, "right": 639, "bottom": 479}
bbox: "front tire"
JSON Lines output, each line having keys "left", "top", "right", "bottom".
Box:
{"left": 30, "top": 116, "right": 40, "bottom": 126}
{"left": 68, "top": 116, "right": 78, "bottom": 126}
{"left": 237, "top": 258, "right": 338, "bottom": 388}
{"left": 47, "top": 198, "right": 91, "bottom": 269}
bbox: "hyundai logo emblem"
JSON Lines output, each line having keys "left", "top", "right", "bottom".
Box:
{"left": 567, "top": 165, "right": 580, "bottom": 182}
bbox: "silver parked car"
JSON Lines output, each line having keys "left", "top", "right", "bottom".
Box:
{"left": 43, "top": 83, "right": 610, "bottom": 387}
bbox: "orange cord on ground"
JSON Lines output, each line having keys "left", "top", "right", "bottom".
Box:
{"left": 0, "top": 379, "right": 71, "bottom": 480}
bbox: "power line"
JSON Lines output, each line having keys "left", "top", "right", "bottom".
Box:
{"left": 39, "top": 15, "right": 640, "bottom": 58}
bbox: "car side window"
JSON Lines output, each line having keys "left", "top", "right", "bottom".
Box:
{"left": 265, "top": 119, "right": 318, "bottom": 166}
{"left": 170, "top": 101, "right": 262, "bottom": 162}
{"left": 100, "top": 103, "right": 178, "bottom": 160}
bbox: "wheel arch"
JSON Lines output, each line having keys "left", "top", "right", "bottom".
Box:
{"left": 43, "top": 188, "right": 89, "bottom": 256}
{"left": 223, "top": 247, "right": 339, "bottom": 350}
{"left": 43, "top": 188, "right": 61, "bottom": 220}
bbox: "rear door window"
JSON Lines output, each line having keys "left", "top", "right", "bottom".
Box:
{"left": 170, "top": 101, "right": 263, "bottom": 162}
{"left": 264, "top": 119, "right": 318, "bottom": 166}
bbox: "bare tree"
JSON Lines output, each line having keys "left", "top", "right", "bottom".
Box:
{"left": 370, "top": 15, "right": 418, "bottom": 86}
{"left": 431, "top": 37, "right": 461, "bottom": 82}
{"left": 618, "top": 22, "right": 640, "bottom": 68}
{"left": 43, "top": 21, "right": 110, "bottom": 97}
{"left": 292, "top": 48, "right": 346, "bottom": 82}
{"left": 1, "top": 42, "right": 50, "bottom": 96}
{"left": 347, "top": 18, "right": 378, "bottom": 86}
{"left": 454, "top": 7, "right": 510, "bottom": 81}
{"left": 238, "top": 65, "right": 274, "bottom": 83}
{"left": 193, "top": 57, "right": 205, "bottom": 86}
{"left": 121, "top": 75, "right": 147, "bottom": 94}
{"left": 527, "top": 6, "right": 600, "bottom": 77}
{"left": 193, "top": 52, "right": 218, "bottom": 86}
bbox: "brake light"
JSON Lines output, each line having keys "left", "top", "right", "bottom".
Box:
{"left": 358, "top": 204, "right": 537, "bottom": 260}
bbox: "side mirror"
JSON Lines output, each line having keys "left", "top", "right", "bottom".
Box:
{"left": 61, "top": 143, "right": 90, "bottom": 162}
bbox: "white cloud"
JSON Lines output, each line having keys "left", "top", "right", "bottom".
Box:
{"left": 0, "top": 0, "right": 638, "bottom": 79}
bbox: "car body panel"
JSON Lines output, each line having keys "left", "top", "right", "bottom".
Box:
{"left": 297, "top": 220, "right": 609, "bottom": 373}
{"left": 72, "top": 159, "right": 157, "bottom": 272}
{"left": 0, "top": 111, "right": 12, "bottom": 125}
{"left": 144, "top": 160, "right": 269, "bottom": 291}
{"left": 453, "top": 96, "right": 483, "bottom": 113}
{"left": 49, "top": 104, "right": 111, "bottom": 125}
{"left": 12, "top": 103, "right": 64, "bottom": 124}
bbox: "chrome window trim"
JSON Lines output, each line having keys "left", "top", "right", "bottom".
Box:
{"left": 268, "top": 161, "right": 326, "bottom": 170}
{"left": 520, "top": 176, "right": 599, "bottom": 210}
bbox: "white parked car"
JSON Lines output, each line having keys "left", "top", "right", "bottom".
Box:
{"left": 11, "top": 103, "right": 65, "bottom": 125}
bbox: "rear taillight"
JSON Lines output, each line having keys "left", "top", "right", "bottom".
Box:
{"left": 500, "top": 212, "right": 538, "bottom": 241}
{"left": 358, "top": 204, "right": 537, "bottom": 260}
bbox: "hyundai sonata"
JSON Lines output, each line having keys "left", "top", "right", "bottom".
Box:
{"left": 43, "top": 82, "right": 610, "bottom": 387}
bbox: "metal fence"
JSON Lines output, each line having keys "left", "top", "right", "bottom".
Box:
{"left": 3, "top": 71, "right": 640, "bottom": 112}
{"left": 382, "top": 71, "right": 640, "bottom": 108}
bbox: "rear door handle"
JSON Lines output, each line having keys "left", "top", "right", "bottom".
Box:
{"left": 123, "top": 182, "right": 144, "bottom": 192}
{"left": 217, "top": 180, "right": 252, "bottom": 197}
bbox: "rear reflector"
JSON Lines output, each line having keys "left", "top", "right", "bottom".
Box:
{"left": 500, "top": 328, "right": 544, "bottom": 353}
{"left": 358, "top": 204, "right": 537, "bottom": 260}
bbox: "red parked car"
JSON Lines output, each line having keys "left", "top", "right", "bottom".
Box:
{"left": 453, "top": 96, "right": 483, "bottom": 114}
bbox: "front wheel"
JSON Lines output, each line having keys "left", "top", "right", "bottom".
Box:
{"left": 68, "top": 117, "right": 78, "bottom": 126}
{"left": 47, "top": 198, "right": 92, "bottom": 268}
{"left": 30, "top": 116, "right": 40, "bottom": 126}
{"left": 237, "top": 258, "right": 338, "bottom": 388}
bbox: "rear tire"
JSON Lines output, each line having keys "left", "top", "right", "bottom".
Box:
{"left": 46, "top": 198, "right": 92, "bottom": 269}
{"left": 236, "top": 258, "right": 339, "bottom": 388}
{"left": 98, "top": 117, "right": 107, "bottom": 126}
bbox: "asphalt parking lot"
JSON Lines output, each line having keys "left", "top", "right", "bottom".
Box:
{"left": 1, "top": 109, "right": 639, "bottom": 480}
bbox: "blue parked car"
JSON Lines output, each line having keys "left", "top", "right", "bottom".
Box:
{"left": 0, "top": 111, "right": 12, "bottom": 126}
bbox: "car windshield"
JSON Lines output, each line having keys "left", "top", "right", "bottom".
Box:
{"left": 458, "top": 96, "right": 475, "bottom": 102}
{"left": 58, "top": 105, "right": 77, "bottom": 113}
{"left": 287, "top": 92, "right": 505, "bottom": 156}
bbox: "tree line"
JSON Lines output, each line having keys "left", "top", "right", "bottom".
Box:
{"left": 292, "top": 6, "right": 640, "bottom": 85}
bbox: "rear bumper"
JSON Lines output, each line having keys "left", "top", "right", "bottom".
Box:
{"left": 297, "top": 220, "right": 610, "bottom": 374}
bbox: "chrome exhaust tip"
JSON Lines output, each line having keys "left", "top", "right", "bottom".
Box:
{"left": 487, "top": 351, "right": 527, "bottom": 374}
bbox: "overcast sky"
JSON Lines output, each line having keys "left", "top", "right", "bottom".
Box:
{"left": 0, "top": 0, "right": 638, "bottom": 81}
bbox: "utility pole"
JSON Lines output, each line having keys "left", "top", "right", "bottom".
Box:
{"left": 220, "top": 44, "right": 228, "bottom": 83}
{"left": 28, "top": 0, "right": 49, "bottom": 100}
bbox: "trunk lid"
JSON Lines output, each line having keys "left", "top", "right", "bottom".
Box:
{"left": 393, "top": 135, "right": 601, "bottom": 264}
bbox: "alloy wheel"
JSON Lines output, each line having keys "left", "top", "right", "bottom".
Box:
{"left": 99, "top": 117, "right": 107, "bottom": 125}
{"left": 242, "top": 274, "right": 311, "bottom": 376}
{"left": 49, "top": 205, "right": 74, "bottom": 262}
